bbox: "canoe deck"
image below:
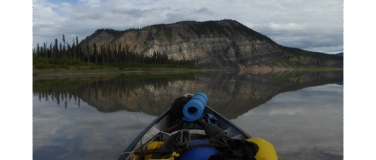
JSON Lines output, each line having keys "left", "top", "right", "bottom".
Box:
{"left": 118, "top": 106, "right": 250, "bottom": 160}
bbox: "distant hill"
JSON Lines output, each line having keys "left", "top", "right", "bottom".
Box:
{"left": 334, "top": 52, "right": 343, "bottom": 56}
{"left": 80, "top": 19, "right": 343, "bottom": 69}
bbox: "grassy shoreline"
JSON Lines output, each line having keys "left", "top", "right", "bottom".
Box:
{"left": 33, "top": 63, "right": 205, "bottom": 75}
{"left": 33, "top": 68, "right": 203, "bottom": 75}
{"left": 33, "top": 65, "right": 342, "bottom": 76}
{"left": 33, "top": 68, "right": 342, "bottom": 76}
{"left": 32, "top": 65, "right": 211, "bottom": 77}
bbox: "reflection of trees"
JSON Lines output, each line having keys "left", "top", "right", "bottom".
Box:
{"left": 33, "top": 73, "right": 198, "bottom": 109}
{"left": 33, "top": 71, "right": 343, "bottom": 118}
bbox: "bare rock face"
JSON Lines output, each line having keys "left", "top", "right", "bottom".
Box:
{"left": 82, "top": 20, "right": 342, "bottom": 68}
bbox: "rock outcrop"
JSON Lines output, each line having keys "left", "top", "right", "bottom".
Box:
{"left": 81, "top": 20, "right": 343, "bottom": 69}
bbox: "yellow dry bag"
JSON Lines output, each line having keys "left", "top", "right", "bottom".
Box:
{"left": 247, "top": 137, "right": 278, "bottom": 160}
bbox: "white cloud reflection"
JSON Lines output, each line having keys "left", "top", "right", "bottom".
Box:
{"left": 232, "top": 83, "right": 343, "bottom": 159}
{"left": 33, "top": 95, "right": 157, "bottom": 160}
{"left": 32, "top": 82, "right": 343, "bottom": 159}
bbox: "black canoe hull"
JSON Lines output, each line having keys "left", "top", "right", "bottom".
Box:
{"left": 118, "top": 106, "right": 250, "bottom": 160}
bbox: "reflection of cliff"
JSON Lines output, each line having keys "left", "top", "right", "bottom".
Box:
{"left": 33, "top": 71, "right": 343, "bottom": 119}
{"left": 191, "top": 71, "right": 343, "bottom": 118}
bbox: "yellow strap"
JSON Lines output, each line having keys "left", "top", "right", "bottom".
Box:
{"left": 144, "top": 141, "right": 180, "bottom": 160}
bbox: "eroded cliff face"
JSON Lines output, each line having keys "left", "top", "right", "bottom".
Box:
{"left": 82, "top": 20, "right": 342, "bottom": 69}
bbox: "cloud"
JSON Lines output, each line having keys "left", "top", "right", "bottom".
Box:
{"left": 269, "top": 22, "right": 306, "bottom": 30}
{"left": 33, "top": 0, "right": 343, "bottom": 53}
{"left": 248, "top": 23, "right": 343, "bottom": 53}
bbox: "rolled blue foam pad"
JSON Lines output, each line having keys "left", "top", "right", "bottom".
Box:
{"left": 179, "top": 140, "right": 218, "bottom": 160}
{"left": 183, "top": 92, "right": 208, "bottom": 121}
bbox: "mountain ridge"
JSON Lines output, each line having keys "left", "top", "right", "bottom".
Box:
{"left": 334, "top": 52, "right": 343, "bottom": 56}
{"left": 80, "top": 19, "right": 343, "bottom": 69}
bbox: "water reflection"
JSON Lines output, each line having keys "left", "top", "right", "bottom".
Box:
{"left": 33, "top": 70, "right": 343, "bottom": 160}
{"left": 33, "top": 95, "right": 157, "bottom": 160}
{"left": 232, "top": 84, "right": 343, "bottom": 160}
{"left": 33, "top": 71, "right": 343, "bottom": 118}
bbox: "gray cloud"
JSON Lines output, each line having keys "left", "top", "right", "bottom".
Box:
{"left": 244, "top": 21, "right": 343, "bottom": 53}
{"left": 33, "top": 0, "right": 343, "bottom": 53}
{"left": 196, "top": 7, "right": 215, "bottom": 15}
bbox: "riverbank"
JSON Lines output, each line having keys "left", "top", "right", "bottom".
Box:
{"left": 32, "top": 62, "right": 207, "bottom": 76}
{"left": 33, "top": 65, "right": 342, "bottom": 77}
{"left": 237, "top": 64, "right": 343, "bottom": 75}
{"left": 33, "top": 67, "right": 209, "bottom": 77}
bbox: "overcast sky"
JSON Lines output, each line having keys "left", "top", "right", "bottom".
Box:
{"left": 33, "top": 0, "right": 343, "bottom": 54}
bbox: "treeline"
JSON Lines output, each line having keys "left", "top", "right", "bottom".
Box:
{"left": 278, "top": 45, "right": 344, "bottom": 61}
{"left": 33, "top": 34, "right": 197, "bottom": 69}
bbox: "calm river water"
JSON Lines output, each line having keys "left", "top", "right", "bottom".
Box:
{"left": 33, "top": 70, "right": 343, "bottom": 160}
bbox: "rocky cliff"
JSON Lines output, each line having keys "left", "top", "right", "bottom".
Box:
{"left": 81, "top": 20, "right": 343, "bottom": 69}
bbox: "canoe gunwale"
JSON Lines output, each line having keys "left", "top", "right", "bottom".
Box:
{"left": 118, "top": 109, "right": 170, "bottom": 160}
{"left": 117, "top": 106, "right": 250, "bottom": 160}
{"left": 205, "top": 106, "right": 251, "bottom": 138}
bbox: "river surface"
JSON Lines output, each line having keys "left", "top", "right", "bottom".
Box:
{"left": 33, "top": 70, "right": 343, "bottom": 160}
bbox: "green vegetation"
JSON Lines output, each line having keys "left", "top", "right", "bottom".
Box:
{"left": 295, "top": 67, "right": 343, "bottom": 72}
{"left": 153, "top": 24, "right": 173, "bottom": 42}
{"left": 279, "top": 45, "right": 343, "bottom": 61}
{"left": 33, "top": 56, "right": 106, "bottom": 69}
{"left": 229, "top": 21, "right": 275, "bottom": 42}
{"left": 33, "top": 20, "right": 343, "bottom": 71}
{"left": 271, "top": 57, "right": 298, "bottom": 68}
{"left": 33, "top": 34, "right": 199, "bottom": 71}
{"left": 188, "top": 20, "right": 230, "bottom": 38}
